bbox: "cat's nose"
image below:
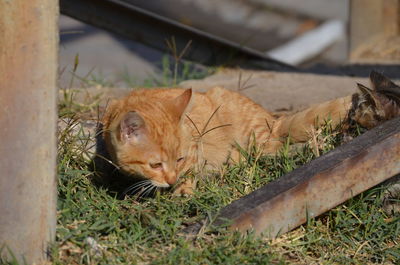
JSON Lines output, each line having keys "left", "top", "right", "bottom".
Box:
{"left": 165, "top": 172, "right": 177, "bottom": 185}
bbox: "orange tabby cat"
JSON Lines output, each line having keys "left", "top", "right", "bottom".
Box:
{"left": 101, "top": 71, "right": 400, "bottom": 194}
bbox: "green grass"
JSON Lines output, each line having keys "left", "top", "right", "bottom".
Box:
{"left": 51, "top": 105, "right": 400, "bottom": 264}
{"left": 49, "top": 57, "right": 400, "bottom": 264}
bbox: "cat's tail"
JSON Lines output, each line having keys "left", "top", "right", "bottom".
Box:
{"left": 274, "top": 71, "right": 400, "bottom": 143}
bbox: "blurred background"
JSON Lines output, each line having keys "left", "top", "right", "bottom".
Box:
{"left": 59, "top": 0, "right": 350, "bottom": 87}
{"left": 59, "top": 0, "right": 399, "bottom": 87}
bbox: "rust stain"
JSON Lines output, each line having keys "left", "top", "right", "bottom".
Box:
{"left": 229, "top": 132, "right": 400, "bottom": 237}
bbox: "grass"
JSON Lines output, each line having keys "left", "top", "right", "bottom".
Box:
{"left": 50, "top": 85, "right": 400, "bottom": 265}
{"left": 1, "top": 56, "right": 392, "bottom": 264}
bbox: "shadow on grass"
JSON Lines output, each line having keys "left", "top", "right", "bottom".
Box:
{"left": 89, "top": 125, "right": 168, "bottom": 200}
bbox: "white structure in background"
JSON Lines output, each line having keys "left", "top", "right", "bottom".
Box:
{"left": 267, "top": 20, "right": 345, "bottom": 65}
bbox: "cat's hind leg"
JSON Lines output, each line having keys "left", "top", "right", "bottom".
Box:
{"left": 274, "top": 96, "right": 353, "bottom": 143}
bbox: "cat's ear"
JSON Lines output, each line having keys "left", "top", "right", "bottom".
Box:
{"left": 357, "top": 83, "right": 382, "bottom": 109}
{"left": 370, "top": 71, "right": 398, "bottom": 91}
{"left": 169, "top": 89, "right": 192, "bottom": 121}
{"left": 119, "top": 111, "right": 146, "bottom": 143}
{"left": 370, "top": 71, "right": 400, "bottom": 105}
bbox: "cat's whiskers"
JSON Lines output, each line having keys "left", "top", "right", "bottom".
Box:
{"left": 141, "top": 185, "right": 157, "bottom": 198}
{"left": 136, "top": 182, "right": 156, "bottom": 198}
{"left": 123, "top": 180, "right": 151, "bottom": 196}
{"left": 128, "top": 182, "right": 152, "bottom": 195}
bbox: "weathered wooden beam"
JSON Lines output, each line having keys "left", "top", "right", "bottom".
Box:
{"left": 0, "top": 0, "right": 58, "bottom": 263}
{"left": 186, "top": 117, "right": 400, "bottom": 237}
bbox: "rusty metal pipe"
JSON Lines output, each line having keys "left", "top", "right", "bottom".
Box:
{"left": 0, "top": 0, "right": 58, "bottom": 263}
{"left": 211, "top": 117, "right": 400, "bottom": 237}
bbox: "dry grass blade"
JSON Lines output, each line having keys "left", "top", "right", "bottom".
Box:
{"left": 165, "top": 37, "right": 192, "bottom": 85}
{"left": 201, "top": 105, "right": 222, "bottom": 135}
{"left": 237, "top": 71, "right": 256, "bottom": 91}
{"left": 185, "top": 114, "right": 202, "bottom": 136}
{"left": 202, "top": 123, "right": 232, "bottom": 136}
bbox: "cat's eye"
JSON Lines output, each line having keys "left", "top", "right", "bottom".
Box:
{"left": 177, "top": 157, "right": 185, "bottom": 163}
{"left": 149, "top": 162, "right": 163, "bottom": 169}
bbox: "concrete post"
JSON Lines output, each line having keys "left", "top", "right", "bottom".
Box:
{"left": 0, "top": 0, "right": 58, "bottom": 263}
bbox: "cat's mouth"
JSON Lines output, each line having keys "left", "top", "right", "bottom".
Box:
{"left": 121, "top": 179, "right": 173, "bottom": 199}
{"left": 150, "top": 180, "right": 170, "bottom": 188}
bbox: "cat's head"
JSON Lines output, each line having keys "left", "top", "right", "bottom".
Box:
{"left": 103, "top": 89, "right": 192, "bottom": 188}
{"left": 352, "top": 71, "right": 400, "bottom": 128}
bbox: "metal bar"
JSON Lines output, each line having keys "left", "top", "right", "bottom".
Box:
{"left": 0, "top": 0, "right": 58, "bottom": 263}
{"left": 185, "top": 117, "right": 400, "bottom": 237}
{"left": 59, "top": 0, "right": 295, "bottom": 71}
{"left": 218, "top": 117, "right": 400, "bottom": 236}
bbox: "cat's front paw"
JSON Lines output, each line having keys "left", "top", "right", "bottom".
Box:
{"left": 173, "top": 179, "right": 195, "bottom": 195}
